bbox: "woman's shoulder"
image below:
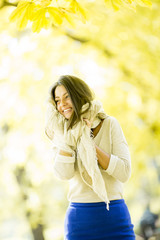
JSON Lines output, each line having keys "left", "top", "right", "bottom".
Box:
{"left": 103, "top": 116, "right": 125, "bottom": 140}
{"left": 102, "top": 116, "right": 123, "bottom": 134}
{"left": 103, "top": 115, "right": 119, "bottom": 125}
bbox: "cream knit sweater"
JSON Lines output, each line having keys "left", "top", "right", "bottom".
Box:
{"left": 52, "top": 116, "right": 131, "bottom": 203}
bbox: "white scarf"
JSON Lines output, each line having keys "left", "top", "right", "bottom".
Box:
{"left": 45, "top": 98, "right": 110, "bottom": 209}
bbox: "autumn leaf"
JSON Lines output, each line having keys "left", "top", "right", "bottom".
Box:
{"left": 9, "top": 1, "right": 38, "bottom": 30}
{"left": 68, "top": 0, "right": 87, "bottom": 23}
{"left": 47, "top": 7, "right": 63, "bottom": 25}
{"left": 9, "top": 1, "right": 29, "bottom": 23}
{"left": 31, "top": 10, "right": 50, "bottom": 32}
{"left": 61, "top": 10, "right": 75, "bottom": 27}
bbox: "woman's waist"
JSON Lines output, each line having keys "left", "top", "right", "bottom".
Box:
{"left": 69, "top": 199, "right": 125, "bottom": 208}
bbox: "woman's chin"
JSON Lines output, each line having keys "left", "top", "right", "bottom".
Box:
{"left": 63, "top": 111, "right": 73, "bottom": 120}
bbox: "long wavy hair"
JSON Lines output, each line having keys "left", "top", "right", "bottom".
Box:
{"left": 50, "top": 75, "right": 95, "bottom": 129}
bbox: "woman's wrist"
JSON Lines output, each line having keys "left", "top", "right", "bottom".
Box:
{"left": 59, "top": 150, "right": 72, "bottom": 157}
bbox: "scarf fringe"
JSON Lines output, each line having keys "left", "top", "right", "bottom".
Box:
{"left": 77, "top": 125, "right": 110, "bottom": 207}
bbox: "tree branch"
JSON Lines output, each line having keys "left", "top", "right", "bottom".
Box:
{"left": 0, "top": 0, "right": 17, "bottom": 9}
{"left": 65, "top": 31, "right": 114, "bottom": 57}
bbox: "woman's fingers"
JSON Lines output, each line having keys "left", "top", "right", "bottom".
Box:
{"left": 83, "top": 118, "right": 91, "bottom": 128}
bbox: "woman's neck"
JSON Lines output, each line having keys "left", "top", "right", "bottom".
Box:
{"left": 91, "top": 119, "right": 104, "bottom": 138}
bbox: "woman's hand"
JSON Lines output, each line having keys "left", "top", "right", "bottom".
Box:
{"left": 83, "top": 118, "right": 92, "bottom": 128}
{"left": 83, "top": 118, "right": 94, "bottom": 137}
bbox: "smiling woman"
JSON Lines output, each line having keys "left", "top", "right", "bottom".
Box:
{"left": 45, "top": 75, "right": 135, "bottom": 240}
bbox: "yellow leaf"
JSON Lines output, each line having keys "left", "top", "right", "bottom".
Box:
{"left": 61, "top": 10, "right": 75, "bottom": 27}
{"left": 32, "top": 20, "right": 43, "bottom": 33}
{"left": 76, "top": 3, "right": 87, "bottom": 23}
{"left": 32, "top": 10, "right": 51, "bottom": 33}
{"left": 9, "top": 9, "right": 22, "bottom": 22}
{"left": 69, "top": 0, "right": 87, "bottom": 23}
{"left": 111, "top": 0, "right": 120, "bottom": 11}
{"left": 17, "top": 11, "right": 29, "bottom": 29}
{"left": 9, "top": 2, "right": 32, "bottom": 30}
{"left": 9, "top": 2, "right": 29, "bottom": 22}
{"left": 9, "top": 1, "right": 36, "bottom": 29}
{"left": 47, "top": 7, "right": 63, "bottom": 25}
{"left": 26, "top": 2, "right": 37, "bottom": 20}
{"left": 32, "top": 8, "right": 45, "bottom": 21}
{"left": 135, "top": 0, "right": 152, "bottom": 7}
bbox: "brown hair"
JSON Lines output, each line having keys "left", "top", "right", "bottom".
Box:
{"left": 50, "top": 75, "right": 95, "bottom": 129}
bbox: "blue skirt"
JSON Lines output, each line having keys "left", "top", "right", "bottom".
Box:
{"left": 64, "top": 199, "right": 135, "bottom": 240}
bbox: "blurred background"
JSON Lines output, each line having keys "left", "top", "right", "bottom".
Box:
{"left": 0, "top": 0, "right": 160, "bottom": 239}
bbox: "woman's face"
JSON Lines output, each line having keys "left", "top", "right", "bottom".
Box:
{"left": 55, "top": 85, "right": 74, "bottom": 119}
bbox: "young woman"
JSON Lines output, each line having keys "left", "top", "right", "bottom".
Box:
{"left": 45, "top": 75, "right": 135, "bottom": 240}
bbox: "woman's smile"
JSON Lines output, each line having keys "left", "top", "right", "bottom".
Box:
{"left": 55, "top": 85, "right": 74, "bottom": 119}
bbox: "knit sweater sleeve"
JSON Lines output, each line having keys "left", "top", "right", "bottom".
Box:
{"left": 104, "top": 117, "right": 131, "bottom": 183}
{"left": 53, "top": 148, "right": 76, "bottom": 180}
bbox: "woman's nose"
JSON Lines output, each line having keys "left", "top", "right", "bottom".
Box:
{"left": 60, "top": 99, "right": 66, "bottom": 106}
